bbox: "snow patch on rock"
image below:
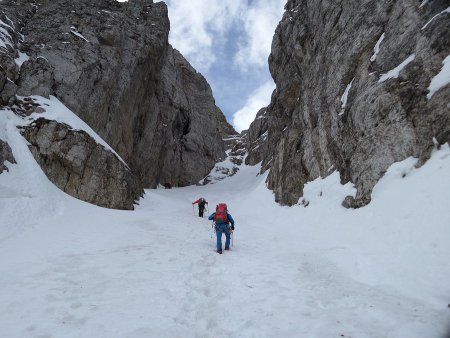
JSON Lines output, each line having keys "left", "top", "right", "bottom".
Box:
{"left": 370, "top": 33, "right": 385, "bottom": 62}
{"left": 421, "top": 6, "right": 450, "bottom": 30}
{"left": 427, "top": 54, "right": 450, "bottom": 99}
{"left": 378, "top": 54, "right": 415, "bottom": 83}
{"left": 340, "top": 78, "right": 354, "bottom": 115}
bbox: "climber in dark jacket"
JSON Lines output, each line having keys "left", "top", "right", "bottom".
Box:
{"left": 192, "top": 197, "right": 208, "bottom": 217}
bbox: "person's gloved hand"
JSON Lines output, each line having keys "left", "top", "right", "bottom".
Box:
{"left": 231, "top": 225, "right": 235, "bottom": 231}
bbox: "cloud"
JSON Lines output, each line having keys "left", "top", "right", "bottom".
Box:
{"left": 151, "top": 0, "right": 286, "bottom": 129}
{"left": 234, "top": 0, "right": 286, "bottom": 71}
{"left": 163, "top": 0, "right": 286, "bottom": 73}
{"left": 164, "top": 0, "right": 246, "bottom": 72}
{"left": 232, "top": 81, "right": 275, "bottom": 132}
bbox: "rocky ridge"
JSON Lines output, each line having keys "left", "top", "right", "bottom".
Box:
{"left": 247, "top": 0, "right": 450, "bottom": 207}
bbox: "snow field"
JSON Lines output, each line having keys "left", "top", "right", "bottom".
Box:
{"left": 1, "top": 112, "right": 450, "bottom": 337}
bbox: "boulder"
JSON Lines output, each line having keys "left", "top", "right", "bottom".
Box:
{"left": 20, "top": 118, "right": 144, "bottom": 210}
{"left": 0, "top": 139, "right": 16, "bottom": 173}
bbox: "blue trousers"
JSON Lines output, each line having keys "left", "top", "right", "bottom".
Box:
{"left": 216, "top": 223, "right": 231, "bottom": 251}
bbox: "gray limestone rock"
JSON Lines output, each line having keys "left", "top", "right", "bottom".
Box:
{"left": 0, "top": 67, "right": 6, "bottom": 92}
{"left": 17, "top": 57, "right": 54, "bottom": 97}
{"left": 1, "top": 81, "right": 17, "bottom": 105}
{"left": 20, "top": 118, "right": 144, "bottom": 210}
{"left": 1, "top": 0, "right": 236, "bottom": 196}
{"left": 245, "top": 107, "right": 270, "bottom": 167}
{"left": 0, "top": 139, "right": 16, "bottom": 173}
{"left": 249, "top": 0, "right": 450, "bottom": 207}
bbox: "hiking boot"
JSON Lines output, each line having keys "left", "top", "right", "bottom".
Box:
{"left": 225, "top": 247, "right": 230, "bottom": 251}
{"left": 217, "top": 249, "right": 222, "bottom": 254}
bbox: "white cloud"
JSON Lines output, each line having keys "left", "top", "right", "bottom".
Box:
{"left": 232, "top": 81, "right": 275, "bottom": 132}
{"left": 165, "top": 0, "right": 246, "bottom": 71}
{"left": 152, "top": 0, "right": 285, "bottom": 128}
{"left": 164, "top": 0, "right": 285, "bottom": 73}
{"left": 235, "top": 0, "right": 286, "bottom": 71}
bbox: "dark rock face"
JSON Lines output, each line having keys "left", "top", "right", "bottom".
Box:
{"left": 249, "top": 0, "right": 450, "bottom": 206}
{"left": 141, "top": 47, "right": 235, "bottom": 187}
{"left": 20, "top": 118, "right": 143, "bottom": 210}
{"left": 0, "top": 139, "right": 16, "bottom": 173}
{"left": 17, "top": 57, "right": 54, "bottom": 98}
{"left": 0, "top": 68, "right": 6, "bottom": 93}
{"left": 245, "top": 107, "right": 270, "bottom": 167}
{"left": 1, "top": 0, "right": 235, "bottom": 192}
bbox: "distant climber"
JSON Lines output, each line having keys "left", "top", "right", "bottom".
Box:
{"left": 192, "top": 197, "right": 208, "bottom": 217}
{"left": 208, "top": 203, "right": 235, "bottom": 254}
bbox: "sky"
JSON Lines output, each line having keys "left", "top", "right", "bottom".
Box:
{"left": 154, "top": 0, "right": 287, "bottom": 132}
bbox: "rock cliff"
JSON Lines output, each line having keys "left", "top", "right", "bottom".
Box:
{"left": 248, "top": 0, "right": 450, "bottom": 206}
{"left": 1, "top": 0, "right": 235, "bottom": 207}
{"left": 20, "top": 118, "right": 143, "bottom": 210}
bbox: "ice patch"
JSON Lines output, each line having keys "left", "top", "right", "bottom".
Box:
{"left": 0, "top": 19, "right": 14, "bottom": 31}
{"left": 378, "top": 54, "right": 415, "bottom": 83}
{"left": 0, "top": 24, "right": 13, "bottom": 50}
{"left": 419, "top": 0, "right": 429, "bottom": 8}
{"left": 340, "top": 78, "right": 354, "bottom": 115}
{"left": 421, "top": 6, "right": 450, "bottom": 30}
{"left": 14, "top": 51, "right": 29, "bottom": 67}
{"left": 370, "top": 33, "right": 385, "bottom": 62}
{"left": 70, "top": 26, "right": 89, "bottom": 42}
{"left": 3, "top": 16, "right": 15, "bottom": 29}
{"left": 427, "top": 54, "right": 450, "bottom": 99}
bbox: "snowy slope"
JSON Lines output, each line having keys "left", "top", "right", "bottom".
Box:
{"left": 1, "top": 116, "right": 450, "bottom": 337}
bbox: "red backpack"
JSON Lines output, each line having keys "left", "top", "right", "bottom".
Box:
{"left": 214, "top": 203, "right": 229, "bottom": 224}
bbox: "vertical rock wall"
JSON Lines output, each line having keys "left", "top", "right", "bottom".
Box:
{"left": 249, "top": 0, "right": 450, "bottom": 206}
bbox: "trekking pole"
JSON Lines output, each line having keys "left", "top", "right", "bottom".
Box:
{"left": 210, "top": 221, "right": 215, "bottom": 240}
{"left": 192, "top": 204, "right": 195, "bottom": 216}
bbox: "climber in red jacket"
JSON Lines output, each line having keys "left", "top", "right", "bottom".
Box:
{"left": 192, "top": 197, "right": 208, "bottom": 217}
